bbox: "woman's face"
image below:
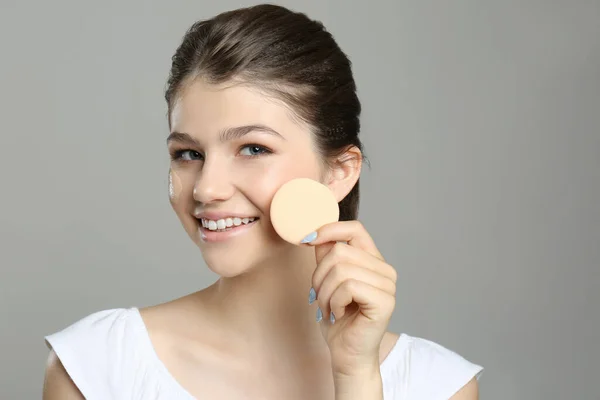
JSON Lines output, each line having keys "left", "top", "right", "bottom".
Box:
{"left": 167, "top": 79, "right": 325, "bottom": 276}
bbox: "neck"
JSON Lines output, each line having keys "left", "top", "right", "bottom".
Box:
{"left": 200, "top": 245, "right": 328, "bottom": 358}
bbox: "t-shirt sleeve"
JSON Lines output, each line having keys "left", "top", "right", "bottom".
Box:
{"left": 407, "top": 336, "right": 483, "bottom": 400}
{"left": 44, "top": 308, "right": 131, "bottom": 399}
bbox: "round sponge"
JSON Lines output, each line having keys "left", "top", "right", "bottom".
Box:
{"left": 270, "top": 178, "right": 340, "bottom": 245}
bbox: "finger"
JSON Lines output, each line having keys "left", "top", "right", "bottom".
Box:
{"left": 328, "top": 279, "right": 396, "bottom": 322}
{"left": 306, "top": 220, "right": 383, "bottom": 262}
{"left": 313, "top": 242, "right": 335, "bottom": 269}
{"left": 312, "top": 242, "right": 397, "bottom": 295}
{"left": 316, "top": 263, "right": 397, "bottom": 321}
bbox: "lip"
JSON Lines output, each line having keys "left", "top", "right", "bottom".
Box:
{"left": 194, "top": 210, "right": 259, "bottom": 220}
{"left": 198, "top": 218, "right": 259, "bottom": 243}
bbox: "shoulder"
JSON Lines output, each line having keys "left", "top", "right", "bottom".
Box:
{"left": 44, "top": 308, "right": 139, "bottom": 358}
{"left": 43, "top": 349, "right": 84, "bottom": 399}
{"left": 43, "top": 308, "right": 143, "bottom": 399}
{"left": 406, "top": 335, "right": 482, "bottom": 399}
{"left": 381, "top": 333, "right": 483, "bottom": 400}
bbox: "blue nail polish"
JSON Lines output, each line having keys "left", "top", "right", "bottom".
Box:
{"left": 301, "top": 231, "right": 318, "bottom": 243}
{"left": 308, "top": 287, "right": 317, "bottom": 304}
{"left": 330, "top": 312, "right": 336, "bottom": 324}
{"left": 316, "top": 307, "right": 323, "bottom": 322}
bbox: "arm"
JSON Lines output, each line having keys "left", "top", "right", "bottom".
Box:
{"left": 449, "top": 377, "right": 479, "bottom": 400}
{"left": 334, "top": 368, "right": 384, "bottom": 400}
{"left": 334, "top": 380, "right": 383, "bottom": 400}
{"left": 42, "top": 349, "right": 85, "bottom": 400}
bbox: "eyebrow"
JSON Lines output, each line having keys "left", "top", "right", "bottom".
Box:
{"left": 166, "top": 124, "right": 285, "bottom": 146}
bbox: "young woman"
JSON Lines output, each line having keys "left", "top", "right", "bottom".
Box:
{"left": 43, "top": 5, "right": 483, "bottom": 399}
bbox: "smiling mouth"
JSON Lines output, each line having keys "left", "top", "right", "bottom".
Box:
{"left": 197, "top": 217, "right": 259, "bottom": 232}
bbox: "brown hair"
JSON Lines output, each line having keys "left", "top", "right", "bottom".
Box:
{"left": 165, "top": 4, "right": 364, "bottom": 221}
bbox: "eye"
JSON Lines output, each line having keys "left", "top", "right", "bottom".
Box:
{"left": 239, "top": 145, "right": 270, "bottom": 157}
{"left": 171, "top": 149, "right": 203, "bottom": 161}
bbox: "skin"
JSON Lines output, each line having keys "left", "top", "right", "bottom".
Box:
{"left": 43, "top": 79, "right": 478, "bottom": 400}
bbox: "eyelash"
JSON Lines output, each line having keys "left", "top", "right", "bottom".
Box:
{"left": 169, "top": 144, "right": 272, "bottom": 162}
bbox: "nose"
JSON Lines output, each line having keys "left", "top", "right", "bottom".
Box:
{"left": 192, "top": 158, "right": 235, "bottom": 204}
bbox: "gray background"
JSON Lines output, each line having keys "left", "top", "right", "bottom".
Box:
{"left": 1, "top": 0, "right": 598, "bottom": 399}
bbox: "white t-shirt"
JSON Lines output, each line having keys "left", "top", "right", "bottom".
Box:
{"left": 44, "top": 308, "right": 483, "bottom": 399}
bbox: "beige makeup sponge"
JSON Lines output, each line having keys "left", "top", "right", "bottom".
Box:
{"left": 270, "top": 178, "right": 340, "bottom": 245}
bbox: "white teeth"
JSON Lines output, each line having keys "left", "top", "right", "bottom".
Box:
{"left": 201, "top": 217, "right": 257, "bottom": 231}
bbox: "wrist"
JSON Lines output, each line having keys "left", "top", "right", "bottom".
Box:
{"left": 332, "top": 355, "right": 381, "bottom": 382}
{"left": 333, "top": 368, "right": 383, "bottom": 400}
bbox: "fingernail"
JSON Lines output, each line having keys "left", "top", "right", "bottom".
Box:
{"left": 316, "top": 307, "right": 323, "bottom": 322}
{"left": 301, "top": 231, "right": 318, "bottom": 243}
{"left": 308, "top": 287, "right": 317, "bottom": 304}
{"left": 330, "top": 312, "right": 336, "bottom": 324}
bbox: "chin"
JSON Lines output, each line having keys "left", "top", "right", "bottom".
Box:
{"left": 179, "top": 212, "right": 295, "bottom": 275}
{"left": 199, "top": 246, "right": 276, "bottom": 278}
{"left": 203, "top": 257, "right": 252, "bottom": 278}
{"left": 188, "top": 221, "right": 281, "bottom": 274}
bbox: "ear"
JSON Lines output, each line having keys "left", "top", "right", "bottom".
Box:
{"left": 325, "top": 145, "right": 362, "bottom": 203}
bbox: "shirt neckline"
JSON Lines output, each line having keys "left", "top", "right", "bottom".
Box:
{"left": 130, "top": 306, "right": 407, "bottom": 398}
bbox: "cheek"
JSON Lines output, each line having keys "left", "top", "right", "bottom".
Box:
{"left": 168, "top": 168, "right": 183, "bottom": 201}
{"left": 169, "top": 167, "right": 195, "bottom": 214}
{"left": 169, "top": 167, "right": 198, "bottom": 233}
{"left": 235, "top": 156, "right": 323, "bottom": 213}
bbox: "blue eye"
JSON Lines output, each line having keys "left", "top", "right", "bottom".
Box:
{"left": 239, "top": 145, "right": 270, "bottom": 157}
{"left": 172, "top": 149, "right": 203, "bottom": 161}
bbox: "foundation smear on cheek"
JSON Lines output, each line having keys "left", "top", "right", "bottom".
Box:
{"left": 168, "top": 168, "right": 182, "bottom": 200}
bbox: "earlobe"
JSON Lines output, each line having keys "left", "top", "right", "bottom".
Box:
{"left": 327, "top": 146, "right": 362, "bottom": 202}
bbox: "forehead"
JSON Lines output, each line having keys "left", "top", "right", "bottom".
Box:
{"left": 170, "top": 79, "right": 309, "bottom": 138}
